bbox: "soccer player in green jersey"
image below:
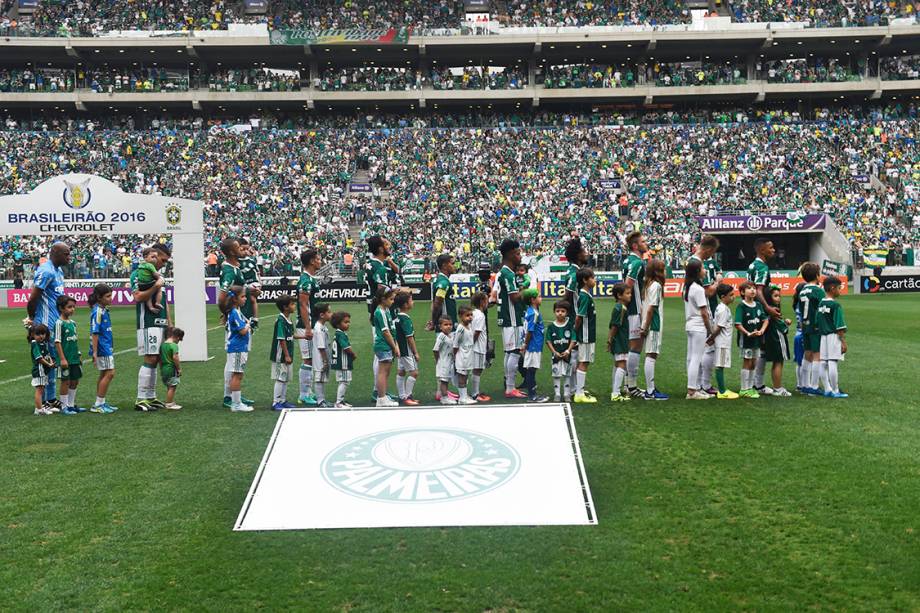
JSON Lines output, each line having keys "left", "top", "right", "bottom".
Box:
{"left": 796, "top": 262, "right": 826, "bottom": 395}
{"left": 160, "top": 327, "right": 184, "bottom": 410}
{"left": 238, "top": 238, "right": 262, "bottom": 332}
{"left": 817, "top": 277, "right": 848, "bottom": 398}
{"left": 563, "top": 236, "right": 589, "bottom": 310}
{"left": 687, "top": 235, "right": 722, "bottom": 395}
{"left": 430, "top": 253, "right": 457, "bottom": 330}
{"left": 53, "top": 295, "right": 85, "bottom": 414}
{"left": 296, "top": 249, "right": 323, "bottom": 406}
{"left": 496, "top": 238, "right": 527, "bottom": 399}
{"left": 574, "top": 268, "right": 598, "bottom": 403}
{"left": 131, "top": 242, "right": 171, "bottom": 412}
{"left": 747, "top": 237, "right": 778, "bottom": 395}
{"left": 734, "top": 281, "right": 770, "bottom": 398}
{"left": 623, "top": 231, "right": 649, "bottom": 398}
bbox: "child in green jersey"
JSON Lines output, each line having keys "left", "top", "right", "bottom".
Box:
{"left": 270, "top": 296, "right": 299, "bottom": 410}
{"left": 764, "top": 286, "right": 792, "bottom": 397}
{"left": 29, "top": 324, "right": 55, "bottom": 416}
{"left": 574, "top": 268, "right": 598, "bottom": 403}
{"left": 160, "top": 327, "right": 184, "bottom": 410}
{"left": 54, "top": 295, "right": 86, "bottom": 415}
{"left": 607, "top": 283, "right": 632, "bottom": 402}
{"left": 817, "top": 277, "right": 848, "bottom": 398}
{"left": 331, "top": 312, "right": 357, "bottom": 408}
{"left": 134, "top": 247, "right": 164, "bottom": 313}
{"left": 546, "top": 300, "right": 575, "bottom": 402}
{"left": 734, "top": 281, "right": 769, "bottom": 398}
{"left": 372, "top": 287, "right": 400, "bottom": 407}
{"left": 395, "top": 292, "right": 420, "bottom": 406}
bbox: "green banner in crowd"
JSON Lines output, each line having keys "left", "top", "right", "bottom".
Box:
{"left": 270, "top": 27, "right": 411, "bottom": 45}
{"left": 822, "top": 259, "right": 853, "bottom": 280}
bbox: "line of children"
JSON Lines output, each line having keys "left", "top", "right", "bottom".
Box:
{"left": 330, "top": 311, "right": 356, "bottom": 408}
{"left": 607, "top": 283, "right": 631, "bottom": 402}
{"left": 54, "top": 295, "right": 86, "bottom": 414}
{"left": 547, "top": 300, "right": 575, "bottom": 402}
{"left": 29, "top": 324, "right": 55, "bottom": 415}
{"left": 521, "top": 289, "right": 549, "bottom": 403}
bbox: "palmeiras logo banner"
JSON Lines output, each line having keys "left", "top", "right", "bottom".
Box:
{"left": 322, "top": 428, "right": 520, "bottom": 503}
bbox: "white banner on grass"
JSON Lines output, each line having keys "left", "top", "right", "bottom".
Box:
{"left": 234, "top": 404, "right": 597, "bottom": 530}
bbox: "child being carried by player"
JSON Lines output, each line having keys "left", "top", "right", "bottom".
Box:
{"left": 133, "top": 247, "right": 165, "bottom": 313}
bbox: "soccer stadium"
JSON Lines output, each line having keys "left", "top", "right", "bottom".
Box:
{"left": 1, "top": 0, "right": 919, "bottom": 609}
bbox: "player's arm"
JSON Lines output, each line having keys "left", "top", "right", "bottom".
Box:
{"left": 836, "top": 308, "right": 847, "bottom": 353}
{"left": 430, "top": 293, "right": 444, "bottom": 330}
{"left": 134, "top": 275, "right": 165, "bottom": 303}
{"left": 545, "top": 335, "right": 558, "bottom": 358}
{"left": 318, "top": 344, "right": 329, "bottom": 372}
{"left": 733, "top": 308, "right": 748, "bottom": 337}
{"left": 345, "top": 346, "right": 357, "bottom": 361}
{"left": 173, "top": 352, "right": 182, "bottom": 377}
{"left": 640, "top": 303, "right": 655, "bottom": 337}
{"left": 755, "top": 284, "right": 780, "bottom": 318}
{"left": 298, "top": 291, "right": 313, "bottom": 340}
{"left": 606, "top": 322, "right": 618, "bottom": 352}
{"left": 25, "top": 286, "right": 43, "bottom": 322}
{"left": 756, "top": 316, "right": 769, "bottom": 336}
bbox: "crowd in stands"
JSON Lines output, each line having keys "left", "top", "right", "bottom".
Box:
{"left": 430, "top": 66, "right": 528, "bottom": 90}
{"left": 85, "top": 68, "right": 190, "bottom": 93}
{"left": 208, "top": 69, "right": 304, "bottom": 92}
{"left": 318, "top": 67, "right": 423, "bottom": 92}
{"left": 0, "top": 69, "right": 75, "bottom": 93}
{"left": 542, "top": 64, "right": 636, "bottom": 88}
{"left": 1, "top": 0, "right": 918, "bottom": 36}
{"left": 881, "top": 55, "right": 920, "bottom": 80}
{"left": 763, "top": 58, "right": 864, "bottom": 83}
{"left": 652, "top": 62, "right": 746, "bottom": 87}
{"left": 0, "top": 105, "right": 916, "bottom": 279}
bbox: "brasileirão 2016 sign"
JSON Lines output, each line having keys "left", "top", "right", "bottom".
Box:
{"left": 697, "top": 213, "right": 828, "bottom": 234}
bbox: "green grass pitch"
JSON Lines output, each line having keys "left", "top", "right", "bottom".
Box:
{"left": 1, "top": 294, "right": 919, "bottom": 611}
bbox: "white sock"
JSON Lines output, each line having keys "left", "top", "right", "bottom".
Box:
{"left": 468, "top": 374, "right": 478, "bottom": 398}
{"left": 459, "top": 386, "right": 469, "bottom": 401}
{"left": 803, "top": 360, "right": 813, "bottom": 389}
{"left": 67, "top": 389, "right": 77, "bottom": 407}
{"left": 553, "top": 377, "right": 561, "bottom": 397}
{"left": 138, "top": 366, "right": 148, "bottom": 399}
{"left": 373, "top": 356, "right": 379, "bottom": 382}
{"left": 406, "top": 375, "right": 417, "bottom": 399}
{"left": 741, "top": 369, "right": 750, "bottom": 390}
{"left": 820, "top": 360, "right": 831, "bottom": 392}
{"left": 504, "top": 352, "right": 518, "bottom": 392}
{"left": 576, "top": 369, "right": 586, "bottom": 394}
{"left": 644, "top": 357, "right": 656, "bottom": 394}
{"left": 95, "top": 396, "right": 105, "bottom": 406}
{"left": 336, "top": 382, "right": 348, "bottom": 404}
{"left": 231, "top": 390, "right": 241, "bottom": 406}
{"left": 613, "top": 367, "right": 625, "bottom": 397}
{"left": 810, "top": 359, "right": 822, "bottom": 390}
{"left": 315, "top": 381, "right": 325, "bottom": 403}
{"left": 795, "top": 360, "right": 804, "bottom": 388}
{"left": 626, "top": 351, "right": 639, "bottom": 387}
{"left": 299, "top": 364, "right": 312, "bottom": 397}
{"left": 754, "top": 356, "right": 766, "bottom": 388}
{"left": 146, "top": 366, "right": 158, "bottom": 399}
{"left": 396, "top": 374, "right": 406, "bottom": 399}
{"left": 223, "top": 362, "right": 232, "bottom": 397}
{"left": 827, "top": 360, "right": 839, "bottom": 393}
{"left": 273, "top": 381, "right": 286, "bottom": 404}
{"left": 563, "top": 380, "right": 571, "bottom": 398}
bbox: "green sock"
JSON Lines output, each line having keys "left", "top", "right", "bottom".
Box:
{"left": 715, "top": 368, "right": 726, "bottom": 394}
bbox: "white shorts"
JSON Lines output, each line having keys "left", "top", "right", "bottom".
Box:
{"left": 628, "top": 314, "right": 642, "bottom": 340}
{"left": 740, "top": 347, "right": 761, "bottom": 361}
{"left": 820, "top": 335, "right": 845, "bottom": 361}
{"left": 715, "top": 346, "right": 732, "bottom": 369}
{"left": 298, "top": 337, "right": 313, "bottom": 360}
{"left": 436, "top": 363, "right": 455, "bottom": 381}
{"left": 523, "top": 351, "right": 542, "bottom": 369}
{"left": 335, "top": 370, "right": 353, "bottom": 383}
{"left": 643, "top": 330, "right": 662, "bottom": 355}
{"left": 137, "top": 327, "right": 164, "bottom": 357}
{"left": 226, "top": 352, "right": 248, "bottom": 373}
{"left": 551, "top": 359, "right": 571, "bottom": 379}
{"left": 613, "top": 353, "right": 628, "bottom": 363}
{"left": 271, "top": 361, "right": 292, "bottom": 383}
{"left": 32, "top": 375, "right": 49, "bottom": 388}
{"left": 502, "top": 326, "right": 523, "bottom": 352}
{"left": 471, "top": 352, "right": 486, "bottom": 371}
{"left": 398, "top": 355, "right": 418, "bottom": 373}
{"left": 95, "top": 355, "right": 115, "bottom": 371}
{"left": 578, "top": 342, "right": 596, "bottom": 364}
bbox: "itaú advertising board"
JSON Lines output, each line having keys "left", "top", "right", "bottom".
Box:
{"left": 0, "top": 174, "right": 202, "bottom": 236}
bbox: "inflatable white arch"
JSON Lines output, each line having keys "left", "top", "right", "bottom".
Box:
{"left": 0, "top": 174, "right": 208, "bottom": 361}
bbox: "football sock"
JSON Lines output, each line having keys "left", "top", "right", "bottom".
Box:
{"left": 827, "top": 360, "right": 839, "bottom": 393}
{"left": 95, "top": 396, "right": 105, "bottom": 406}
{"left": 396, "top": 374, "right": 406, "bottom": 399}
{"left": 469, "top": 374, "right": 479, "bottom": 398}
{"left": 223, "top": 362, "right": 232, "bottom": 397}
{"left": 754, "top": 356, "right": 766, "bottom": 388}
{"left": 613, "top": 367, "right": 625, "bottom": 398}
{"left": 563, "top": 381, "right": 571, "bottom": 398}
{"left": 336, "top": 383, "right": 348, "bottom": 404}
{"left": 459, "top": 386, "right": 469, "bottom": 401}
{"left": 553, "top": 377, "right": 561, "bottom": 397}
{"left": 67, "top": 389, "right": 77, "bottom": 407}
{"left": 795, "top": 360, "right": 804, "bottom": 388}
{"left": 315, "top": 381, "right": 325, "bottom": 404}
{"left": 146, "top": 365, "right": 158, "bottom": 399}
{"left": 741, "top": 369, "right": 750, "bottom": 390}
{"left": 138, "top": 366, "right": 149, "bottom": 400}
{"left": 273, "top": 381, "right": 286, "bottom": 404}
{"left": 299, "top": 363, "right": 312, "bottom": 397}
{"left": 626, "top": 351, "right": 640, "bottom": 387}
{"left": 820, "top": 360, "right": 832, "bottom": 392}
{"left": 406, "top": 376, "right": 417, "bottom": 399}
{"left": 231, "top": 390, "right": 241, "bottom": 406}
{"left": 504, "top": 352, "right": 518, "bottom": 392}
{"left": 644, "top": 357, "right": 656, "bottom": 394}
{"left": 800, "top": 360, "right": 811, "bottom": 389}
{"left": 715, "top": 368, "right": 726, "bottom": 394}
{"left": 372, "top": 356, "right": 379, "bottom": 382}
{"left": 576, "top": 369, "right": 586, "bottom": 395}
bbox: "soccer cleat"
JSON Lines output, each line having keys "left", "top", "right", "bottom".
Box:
{"left": 573, "top": 392, "right": 597, "bottom": 404}
{"left": 401, "top": 397, "right": 420, "bottom": 406}
{"left": 241, "top": 396, "right": 255, "bottom": 406}
{"left": 475, "top": 394, "right": 492, "bottom": 402}
{"left": 458, "top": 397, "right": 478, "bottom": 405}
{"left": 754, "top": 386, "right": 774, "bottom": 396}
{"left": 149, "top": 398, "right": 166, "bottom": 411}
{"left": 90, "top": 403, "right": 106, "bottom": 414}
{"left": 717, "top": 390, "right": 740, "bottom": 399}
{"left": 34, "top": 407, "right": 52, "bottom": 415}
{"left": 298, "top": 394, "right": 318, "bottom": 406}
{"left": 563, "top": 395, "right": 572, "bottom": 403}
{"left": 102, "top": 403, "right": 119, "bottom": 413}
{"left": 271, "top": 402, "right": 286, "bottom": 411}
{"left": 134, "top": 399, "right": 154, "bottom": 412}
{"left": 334, "top": 401, "right": 353, "bottom": 409}
{"left": 739, "top": 389, "right": 761, "bottom": 399}
{"left": 439, "top": 397, "right": 458, "bottom": 405}
{"left": 611, "top": 395, "right": 630, "bottom": 402}
{"left": 504, "top": 389, "right": 528, "bottom": 399}
{"left": 61, "top": 406, "right": 78, "bottom": 416}
{"left": 230, "top": 403, "right": 254, "bottom": 413}
{"left": 446, "top": 391, "right": 460, "bottom": 401}
{"left": 45, "top": 402, "right": 60, "bottom": 414}
{"left": 316, "top": 400, "right": 335, "bottom": 409}
{"left": 48, "top": 398, "right": 63, "bottom": 410}
{"left": 222, "top": 396, "right": 233, "bottom": 408}
{"left": 645, "top": 389, "right": 670, "bottom": 401}
{"left": 73, "top": 406, "right": 88, "bottom": 413}
{"left": 703, "top": 387, "right": 719, "bottom": 397}
{"left": 773, "top": 388, "right": 792, "bottom": 397}
{"left": 686, "top": 391, "right": 712, "bottom": 400}
{"left": 825, "top": 391, "right": 849, "bottom": 398}
{"left": 529, "top": 395, "right": 550, "bottom": 403}
{"left": 163, "top": 402, "right": 182, "bottom": 410}
{"left": 627, "top": 387, "right": 643, "bottom": 399}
